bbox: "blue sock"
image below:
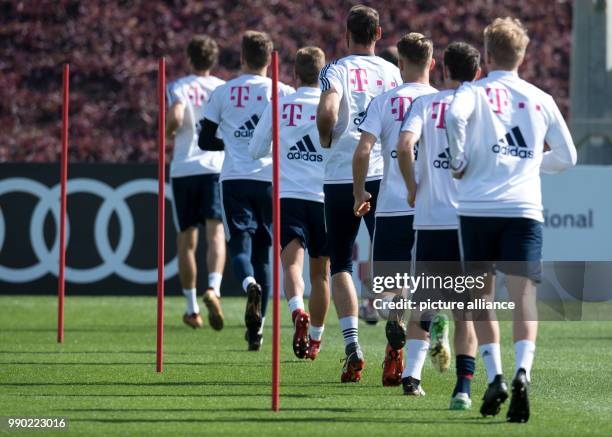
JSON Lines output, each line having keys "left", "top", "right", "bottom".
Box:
{"left": 228, "top": 232, "right": 254, "bottom": 282}
{"left": 453, "top": 354, "right": 475, "bottom": 396}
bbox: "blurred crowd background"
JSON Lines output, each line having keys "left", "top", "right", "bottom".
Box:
{"left": 0, "top": 0, "right": 572, "bottom": 163}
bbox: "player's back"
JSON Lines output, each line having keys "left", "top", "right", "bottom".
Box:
{"left": 278, "top": 87, "right": 326, "bottom": 202}
{"left": 204, "top": 74, "right": 294, "bottom": 182}
{"left": 320, "top": 55, "right": 401, "bottom": 183}
{"left": 360, "top": 82, "right": 436, "bottom": 217}
{"left": 410, "top": 90, "right": 459, "bottom": 229}
{"left": 455, "top": 71, "right": 565, "bottom": 220}
{"left": 167, "top": 74, "right": 225, "bottom": 177}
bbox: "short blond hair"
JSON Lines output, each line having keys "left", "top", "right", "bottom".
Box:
{"left": 396, "top": 32, "right": 433, "bottom": 67}
{"left": 484, "top": 17, "right": 530, "bottom": 69}
{"left": 295, "top": 47, "right": 326, "bottom": 84}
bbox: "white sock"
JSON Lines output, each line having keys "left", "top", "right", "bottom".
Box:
{"left": 182, "top": 288, "right": 199, "bottom": 315}
{"left": 208, "top": 272, "right": 222, "bottom": 298}
{"left": 287, "top": 296, "right": 305, "bottom": 315}
{"left": 339, "top": 316, "right": 358, "bottom": 347}
{"left": 479, "top": 343, "right": 503, "bottom": 383}
{"left": 402, "top": 339, "right": 429, "bottom": 380}
{"left": 257, "top": 317, "right": 266, "bottom": 335}
{"left": 242, "top": 276, "right": 256, "bottom": 292}
{"left": 514, "top": 340, "right": 535, "bottom": 382}
{"left": 309, "top": 325, "right": 324, "bottom": 341}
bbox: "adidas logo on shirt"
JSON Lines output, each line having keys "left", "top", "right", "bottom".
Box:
{"left": 491, "top": 126, "right": 534, "bottom": 159}
{"left": 233, "top": 114, "right": 260, "bottom": 138}
{"left": 433, "top": 147, "right": 451, "bottom": 169}
{"left": 353, "top": 110, "right": 367, "bottom": 126}
{"left": 287, "top": 135, "right": 323, "bottom": 162}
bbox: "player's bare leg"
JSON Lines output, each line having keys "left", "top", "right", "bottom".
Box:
{"left": 281, "top": 239, "right": 310, "bottom": 358}
{"left": 472, "top": 274, "right": 508, "bottom": 417}
{"left": 177, "top": 227, "right": 203, "bottom": 328}
{"left": 506, "top": 275, "right": 538, "bottom": 423}
{"left": 332, "top": 272, "right": 364, "bottom": 382}
{"left": 306, "top": 255, "right": 330, "bottom": 360}
{"left": 202, "top": 219, "right": 225, "bottom": 330}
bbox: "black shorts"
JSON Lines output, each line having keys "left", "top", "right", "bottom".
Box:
{"left": 459, "top": 216, "right": 543, "bottom": 282}
{"left": 324, "top": 179, "right": 380, "bottom": 275}
{"left": 171, "top": 173, "right": 222, "bottom": 232}
{"left": 373, "top": 215, "right": 415, "bottom": 262}
{"left": 281, "top": 198, "right": 327, "bottom": 258}
{"left": 220, "top": 179, "right": 272, "bottom": 243}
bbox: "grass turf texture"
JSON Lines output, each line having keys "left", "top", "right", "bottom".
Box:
{"left": 1, "top": 296, "right": 611, "bottom": 436}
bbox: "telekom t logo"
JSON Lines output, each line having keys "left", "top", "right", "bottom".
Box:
{"left": 350, "top": 68, "right": 368, "bottom": 92}
{"left": 432, "top": 102, "right": 449, "bottom": 129}
{"left": 390, "top": 96, "right": 412, "bottom": 121}
{"left": 187, "top": 85, "right": 206, "bottom": 107}
{"left": 230, "top": 86, "right": 250, "bottom": 108}
{"left": 486, "top": 87, "right": 510, "bottom": 114}
{"left": 282, "top": 103, "right": 303, "bottom": 126}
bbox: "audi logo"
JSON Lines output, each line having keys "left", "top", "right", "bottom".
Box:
{"left": 0, "top": 177, "right": 178, "bottom": 284}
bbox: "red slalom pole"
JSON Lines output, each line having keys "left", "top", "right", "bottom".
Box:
{"left": 156, "top": 57, "right": 166, "bottom": 373}
{"left": 271, "top": 51, "right": 281, "bottom": 411}
{"left": 57, "top": 63, "right": 69, "bottom": 344}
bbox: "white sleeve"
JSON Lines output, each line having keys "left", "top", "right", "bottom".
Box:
{"left": 249, "top": 103, "right": 273, "bottom": 159}
{"left": 445, "top": 84, "right": 476, "bottom": 172}
{"left": 166, "top": 82, "right": 184, "bottom": 106}
{"left": 202, "top": 87, "right": 223, "bottom": 124}
{"left": 401, "top": 97, "right": 425, "bottom": 138}
{"left": 357, "top": 96, "right": 382, "bottom": 139}
{"left": 540, "top": 97, "right": 577, "bottom": 174}
{"left": 319, "top": 62, "right": 344, "bottom": 99}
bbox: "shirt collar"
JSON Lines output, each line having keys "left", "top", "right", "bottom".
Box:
{"left": 488, "top": 70, "right": 519, "bottom": 79}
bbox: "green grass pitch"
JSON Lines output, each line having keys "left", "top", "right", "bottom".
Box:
{"left": 1, "top": 296, "right": 611, "bottom": 436}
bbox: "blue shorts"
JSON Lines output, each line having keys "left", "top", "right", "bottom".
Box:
{"left": 415, "top": 229, "right": 461, "bottom": 262}
{"left": 220, "top": 179, "right": 272, "bottom": 243}
{"left": 171, "top": 173, "right": 222, "bottom": 232}
{"left": 324, "top": 179, "right": 380, "bottom": 275}
{"left": 281, "top": 198, "right": 327, "bottom": 258}
{"left": 459, "top": 216, "right": 543, "bottom": 281}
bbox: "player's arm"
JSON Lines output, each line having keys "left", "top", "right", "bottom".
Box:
{"left": 198, "top": 88, "right": 225, "bottom": 151}
{"left": 198, "top": 119, "right": 225, "bottom": 151}
{"left": 352, "top": 131, "right": 376, "bottom": 217}
{"left": 249, "top": 104, "right": 273, "bottom": 159}
{"left": 316, "top": 89, "right": 340, "bottom": 148}
{"left": 540, "top": 97, "right": 577, "bottom": 174}
{"left": 446, "top": 84, "right": 476, "bottom": 179}
{"left": 396, "top": 131, "right": 419, "bottom": 208}
{"left": 166, "top": 101, "right": 185, "bottom": 139}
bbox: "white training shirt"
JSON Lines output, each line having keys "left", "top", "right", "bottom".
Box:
{"left": 249, "top": 87, "right": 326, "bottom": 203}
{"left": 445, "top": 70, "right": 577, "bottom": 222}
{"left": 402, "top": 89, "right": 459, "bottom": 229}
{"left": 166, "top": 74, "right": 225, "bottom": 178}
{"left": 203, "top": 74, "right": 295, "bottom": 182}
{"left": 359, "top": 82, "right": 437, "bottom": 217}
{"left": 319, "top": 55, "right": 402, "bottom": 184}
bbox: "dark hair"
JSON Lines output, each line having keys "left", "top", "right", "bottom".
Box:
{"left": 295, "top": 47, "right": 326, "bottom": 84}
{"left": 444, "top": 42, "right": 481, "bottom": 82}
{"left": 347, "top": 5, "right": 379, "bottom": 45}
{"left": 396, "top": 33, "right": 433, "bottom": 67}
{"left": 187, "top": 35, "right": 218, "bottom": 71}
{"left": 242, "top": 30, "right": 273, "bottom": 69}
{"left": 379, "top": 45, "right": 399, "bottom": 65}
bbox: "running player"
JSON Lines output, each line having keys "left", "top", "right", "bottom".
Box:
{"left": 396, "top": 42, "right": 482, "bottom": 409}
{"left": 317, "top": 4, "right": 402, "bottom": 382}
{"left": 199, "top": 31, "right": 295, "bottom": 351}
{"left": 166, "top": 35, "right": 225, "bottom": 331}
{"left": 445, "top": 18, "right": 577, "bottom": 422}
{"left": 353, "top": 33, "right": 437, "bottom": 387}
{"left": 250, "top": 47, "right": 330, "bottom": 360}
